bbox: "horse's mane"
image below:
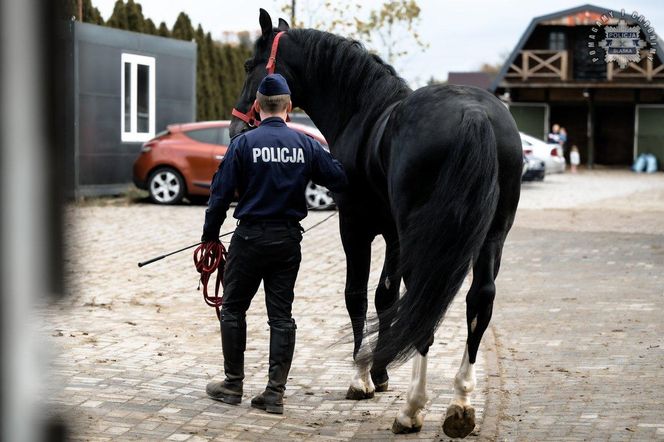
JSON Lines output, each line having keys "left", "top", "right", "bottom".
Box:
{"left": 288, "top": 29, "right": 411, "bottom": 117}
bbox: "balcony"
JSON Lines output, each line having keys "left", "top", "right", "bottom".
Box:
{"left": 506, "top": 50, "right": 568, "bottom": 81}
{"left": 607, "top": 51, "right": 664, "bottom": 81}
{"left": 504, "top": 49, "right": 664, "bottom": 85}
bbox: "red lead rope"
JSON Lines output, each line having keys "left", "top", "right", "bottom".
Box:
{"left": 193, "top": 241, "right": 228, "bottom": 319}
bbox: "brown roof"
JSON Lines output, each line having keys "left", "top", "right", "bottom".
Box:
{"left": 447, "top": 72, "right": 493, "bottom": 89}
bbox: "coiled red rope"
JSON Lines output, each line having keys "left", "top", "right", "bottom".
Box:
{"left": 193, "top": 241, "right": 228, "bottom": 319}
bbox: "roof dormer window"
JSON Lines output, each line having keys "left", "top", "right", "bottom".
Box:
{"left": 549, "top": 31, "right": 566, "bottom": 51}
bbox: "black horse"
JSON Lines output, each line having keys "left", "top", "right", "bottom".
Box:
{"left": 229, "top": 10, "right": 522, "bottom": 438}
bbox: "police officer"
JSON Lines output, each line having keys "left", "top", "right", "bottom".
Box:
{"left": 201, "top": 74, "right": 347, "bottom": 414}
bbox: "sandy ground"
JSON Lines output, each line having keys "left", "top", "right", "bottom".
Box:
{"left": 517, "top": 171, "right": 664, "bottom": 235}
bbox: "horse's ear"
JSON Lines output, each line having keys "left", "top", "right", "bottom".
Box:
{"left": 259, "top": 8, "right": 273, "bottom": 39}
{"left": 278, "top": 18, "right": 290, "bottom": 31}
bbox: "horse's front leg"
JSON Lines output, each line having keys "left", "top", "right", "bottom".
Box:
{"left": 339, "top": 215, "right": 375, "bottom": 400}
{"left": 392, "top": 352, "right": 428, "bottom": 434}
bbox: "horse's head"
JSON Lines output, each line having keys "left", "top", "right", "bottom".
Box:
{"left": 229, "top": 9, "right": 292, "bottom": 137}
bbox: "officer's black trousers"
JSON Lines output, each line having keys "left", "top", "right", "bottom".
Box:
{"left": 221, "top": 223, "right": 302, "bottom": 328}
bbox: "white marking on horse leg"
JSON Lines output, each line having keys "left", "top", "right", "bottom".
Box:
{"left": 350, "top": 366, "right": 367, "bottom": 390}
{"left": 395, "top": 354, "right": 428, "bottom": 428}
{"left": 349, "top": 361, "right": 374, "bottom": 393}
{"left": 350, "top": 320, "right": 375, "bottom": 394}
{"left": 470, "top": 315, "right": 478, "bottom": 333}
{"left": 450, "top": 346, "right": 476, "bottom": 408}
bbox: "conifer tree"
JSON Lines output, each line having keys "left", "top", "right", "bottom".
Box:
{"left": 206, "top": 33, "right": 224, "bottom": 119}
{"left": 171, "top": 12, "right": 194, "bottom": 41}
{"left": 60, "top": 0, "right": 103, "bottom": 24}
{"left": 157, "top": 21, "right": 170, "bottom": 37}
{"left": 144, "top": 18, "right": 157, "bottom": 35}
{"left": 106, "top": 0, "right": 128, "bottom": 30}
{"left": 83, "top": 0, "right": 105, "bottom": 24}
{"left": 195, "top": 25, "right": 210, "bottom": 120}
{"left": 125, "top": 0, "right": 146, "bottom": 33}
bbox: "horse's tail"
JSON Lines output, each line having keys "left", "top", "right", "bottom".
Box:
{"left": 365, "top": 108, "right": 500, "bottom": 368}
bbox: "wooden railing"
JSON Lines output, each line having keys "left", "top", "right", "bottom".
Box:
{"left": 506, "top": 50, "right": 568, "bottom": 81}
{"left": 607, "top": 51, "right": 664, "bottom": 81}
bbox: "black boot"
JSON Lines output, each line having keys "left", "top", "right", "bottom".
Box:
{"left": 251, "top": 321, "right": 296, "bottom": 414}
{"left": 207, "top": 312, "right": 246, "bottom": 405}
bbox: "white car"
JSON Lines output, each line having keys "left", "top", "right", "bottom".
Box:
{"left": 520, "top": 132, "right": 566, "bottom": 174}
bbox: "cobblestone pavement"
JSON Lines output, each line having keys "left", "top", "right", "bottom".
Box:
{"left": 489, "top": 171, "right": 664, "bottom": 441}
{"left": 45, "top": 170, "right": 664, "bottom": 441}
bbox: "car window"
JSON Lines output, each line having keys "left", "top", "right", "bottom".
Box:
{"left": 289, "top": 113, "right": 316, "bottom": 127}
{"left": 185, "top": 128, "right": 219, "bottom": 145}
{"left": 219, "top": 127, "right": 231, "bottom": 146}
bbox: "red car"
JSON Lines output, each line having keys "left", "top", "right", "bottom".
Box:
{"left": 133, "top": 120, "right": 334, "bottom": 208}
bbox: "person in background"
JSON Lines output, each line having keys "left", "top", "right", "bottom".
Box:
{"left": 570, "top": 145, "right": 580, "bottom": 173}
{"left": 559, "top": 127, "right": 568, "bottom": 152}
{"left": 547, "top": 123, "right": 561, "bottom": 145}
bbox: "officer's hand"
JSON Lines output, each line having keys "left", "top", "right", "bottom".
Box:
{"left": 201, "top": 233, "right": 221, "bottom": 243}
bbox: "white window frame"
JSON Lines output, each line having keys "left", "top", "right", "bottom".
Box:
{"left": 121, "top": 53, "right": 156, "bottom": 142}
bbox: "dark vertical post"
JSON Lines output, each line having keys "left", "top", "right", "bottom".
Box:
{"left": 291, "top": 0, "right": 296, "bottom": 26}
{"left": 78, "top": 0, "right": 82, "bottom": 21}
{"left": 586, "top": 90, "right": 595, "bottom": 169}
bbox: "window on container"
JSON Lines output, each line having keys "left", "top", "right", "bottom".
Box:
{"left": 548, "top": 32, "right": 566, "bottom": 51}
{"left": 137, "top": 64, "right": 150, "bottom": 133}
{"left": 121, "top": 53, "right": 155, "bottom": 142}
{"left": 124, "top": 62, "right": 131, "bottom": 131}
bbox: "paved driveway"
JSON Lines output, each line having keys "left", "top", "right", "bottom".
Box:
{"left": 47, "top": 171, "right": 664, "bottom": 441}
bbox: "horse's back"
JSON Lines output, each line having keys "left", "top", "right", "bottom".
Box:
{"left": 386, "top": 84, "right": 522, "bottom": 233}
{"left": 387, "top": 85, "right": 519, "bottom": 179}
{"left": 393, "top": 84, "right": 520, "bottom": 155}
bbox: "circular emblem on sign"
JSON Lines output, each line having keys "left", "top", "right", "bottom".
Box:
{"left": 587, "top": 9, "right": 657, "bottom": 68}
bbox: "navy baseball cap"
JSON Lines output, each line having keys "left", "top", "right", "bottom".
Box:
{"left": 258, "top": 73, "right": 291, "bottom": 96}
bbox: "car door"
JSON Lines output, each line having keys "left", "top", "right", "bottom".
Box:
{"left": 183, "top": 127, "right": 220, "bottom": 190}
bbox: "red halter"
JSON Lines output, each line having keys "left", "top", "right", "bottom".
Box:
{"left": 231, "top": 31, "right": 286, "bottom": 127}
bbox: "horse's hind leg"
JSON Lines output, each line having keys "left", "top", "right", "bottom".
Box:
{"left": 370, "top": 232, "right": 400, "bottom": 392}
{"left": 443, "top": 237, "right": 504, "bottom": 439}
{"left": 392, "top": 335, "right": 433, "bottom": 434}
{"left": 392, "top": 352, "right": 428, "bottom": 433}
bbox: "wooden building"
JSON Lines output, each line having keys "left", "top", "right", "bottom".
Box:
{"left": 491, "top": 4, "right": 664, "bottom": 168}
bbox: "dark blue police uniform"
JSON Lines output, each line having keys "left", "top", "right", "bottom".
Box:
{"left": 202, "top": 117, "right": 347, "bottom": 240}
{"left": 202, "top": 74, "right": 347, "bottom": 414}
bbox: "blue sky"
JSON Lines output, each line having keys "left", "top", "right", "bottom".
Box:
{"left": 93, "top": 0, "right": 664, "bottom": 87}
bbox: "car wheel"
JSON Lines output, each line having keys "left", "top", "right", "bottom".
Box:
{"left": 148, "top": 167, "right": 185, "bottom": 205}
{"left": 305, "top": 180, "right": 335, "bottom": 210}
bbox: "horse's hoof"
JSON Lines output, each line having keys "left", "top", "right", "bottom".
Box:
{"left": 392, "top": 418, "right": 422, "bottom": 434}
{"left": 374, "top": 381, "right": 388, "bottom": 392}
{"left": 443, "top": 404, "right": 476, "bottom": 439}
{"left": 345, "top": 386, "right": 374, "bottom": 400}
